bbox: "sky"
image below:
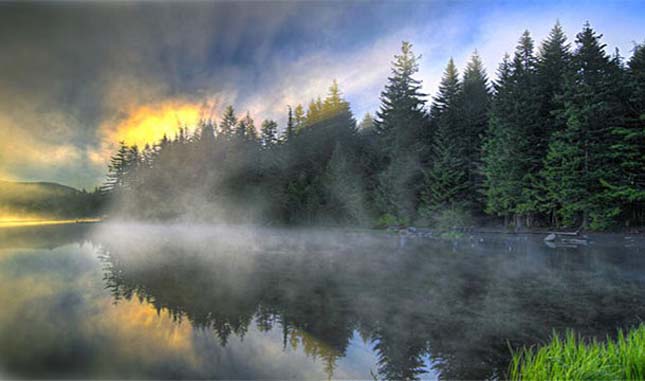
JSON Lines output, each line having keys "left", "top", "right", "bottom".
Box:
{"left": 0, "top": 0, "right": 643, "bottom": 189}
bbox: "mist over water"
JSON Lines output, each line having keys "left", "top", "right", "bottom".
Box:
{"left": 0, "top": 223, "right": 644, "bottom": 379}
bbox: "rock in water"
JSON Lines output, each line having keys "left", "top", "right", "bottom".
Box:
{"left": 562, "top": 238, "right": 588, "bottom": 246}
{"left": 544, "top": 233, "right": 557, "bottom": 242}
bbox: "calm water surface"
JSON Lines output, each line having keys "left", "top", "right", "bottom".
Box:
{"left": 0, "top": 223, "right": 644, "bottom": 380}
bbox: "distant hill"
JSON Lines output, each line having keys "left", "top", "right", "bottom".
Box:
{"left": 0, "top": 181, "right": 100, "bottom": 220}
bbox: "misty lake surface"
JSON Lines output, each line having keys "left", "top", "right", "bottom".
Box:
{"left": 1, "top": 223, "right": 644, "bottom": 380}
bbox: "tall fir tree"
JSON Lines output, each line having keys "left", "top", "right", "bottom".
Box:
{"left": 512, "top": 31, "right": 543, "bottom": 225}
{"left": 101, "top": 141, "right": 135, "bottom": 195}
{"left": 260, "top": 119, "right": 279, "bottom": 147}
{"left": 482, "top": 31, "right": 542, "bottom": 227}
{"left": 543, "top": 23, "right": 626, "bottom": 228}
{"left": 285, "top": 106, "right": 296, "bottom": 142}
{"left": 219, "top": 105, "right": 237, "bottom": 139}
{"left": 460, "top": 52, "right": 491, "bottom": 208}
{"left": 306, "top": 98, "right": 324, "bottom": 125}
{"left": 358, "top": 113, "right": 375, "bottom": 132}
{"left": 322, "top": 80, "right": 350, "bottom": 117}
{"left": 236, "top": 112, "right": 257, "bottom": 141}
{"left": 482, "top": 54, "right": 520, "bottom": 223}
{"left": 424, "top": 58, "right": 468, "bottom": 212}
{"left": 603, "top": 43, "right": 645, "bottom": 226}
{"left": 294, "top": 104, "right": 306, "bottom": 133}
{"left": 375, "top": 41, "right": 428, "bottom": 155}
{"left": 537, "top": 21, "right": 571, "bottom": 138}
{"left": 373, "top": 41, "right": 428, "bottom": 221}
{"left": 535, "top": 22, "right": 572, "bottom": 222}
{"left": 198, "top": 119, "right": 216, "bottom": 147}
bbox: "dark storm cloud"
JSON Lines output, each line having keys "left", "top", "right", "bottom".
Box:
{"left": 0, "top": 1, "right": 428, "bottom": 187}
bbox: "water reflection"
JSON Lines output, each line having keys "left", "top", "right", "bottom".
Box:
{"left": 1, "top": 223, "right": 645, "bottom": 380}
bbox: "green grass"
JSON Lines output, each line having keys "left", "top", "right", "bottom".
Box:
{"left": 509, "top": 325, "right": 645, "bottom": 380}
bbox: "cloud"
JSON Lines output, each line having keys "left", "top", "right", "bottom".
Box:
{"left": 0, "top": 1, "right": 643, "bottom": 188}
{"left": 0, "top": 112, "right": 84, "bottom": 182}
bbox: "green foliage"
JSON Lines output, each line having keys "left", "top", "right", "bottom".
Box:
{"left": 461, "top": 52, "right": 491, "bottom": 208}
{"left": 601, "top": 43, "right": 645, "bottom": 226}
{"left": 373, "top": 41, "right": 428, "bottom": 221}
{"left": 483, "top": 55, "right": 521, "bottom": 219}
{"left": 509, "top": 325, "right": 645, "bottom": 381}
{"left": 542, "top": 23, "right": 626, "bottom": 228}
{"left": 427, "top": 60, "right": 463, "bottom": 201}
{"left": 375, "top": 41, "right": 427, "bottom": 149}
{"left": 482, "top": 31, "right": 543, "bottom": 226}
{"left": 219, "top": 105, "right": 237, "bottom": 138}
{"left": 260, "top": 119, "right": 279, "bottom": 147}
{"left": 96, "top": 24, "right": 642, "bottom": 230}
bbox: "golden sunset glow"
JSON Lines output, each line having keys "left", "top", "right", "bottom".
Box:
{"left": 108, "top": 100, "right": 205, "bottom": 148}
{"left": 0, "top": 217, "right": 101, "bottom": 228}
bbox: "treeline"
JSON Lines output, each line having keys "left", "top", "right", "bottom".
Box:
{"left": 102, "top": 22, "right": 645, "bottom": 230}
{"left": 0, "top": 181, "right": 101, "bottom": 219}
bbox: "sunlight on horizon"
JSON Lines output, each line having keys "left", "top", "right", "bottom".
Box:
{"left": 108, "top": 101, "right": 204, "bottom": 148}
{"left": 0, "top": 217, "right": 101, "bottom": 228}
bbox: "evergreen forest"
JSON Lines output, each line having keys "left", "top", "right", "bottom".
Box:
{"left": 101, "top": 22, "right": 645, "bottom": 231}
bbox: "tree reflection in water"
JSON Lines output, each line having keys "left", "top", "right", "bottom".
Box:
{"left": 96, "top": 225, "right": 645, "bottom": 380}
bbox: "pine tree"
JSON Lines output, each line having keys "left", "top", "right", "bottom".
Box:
{"left": 101, "top": 141, "right": 135, "bottom": 195}
{"left": 537, "top": 21, "right": 571, "bottom": 138}
{"left": 320, "top": 81, "right": 353, "bottom": 129}
{"left": 543, "top": 23, "right": 625, "bottom": 228}
{"left": 285, "top": 106, "right": 295, "bottom": 142}
{"left": 482, "top": 54, "right": 520, "bottom": 222}
{"left": 358, "top": 113, "right": 375, "bottom": 132}
{"left": 236, "top": 112, "right": 257, "bottom": 141}
{"left": 219, "top": 105, "right": 237, "bottom": 139}
{"left": 603, "top": 43, "right": 645, "bottom": 226}
{"left": 294, "top": 104, "right": 306, "bottom": 133}
{"left": 123, "top": 145, "right": 140, "bottom": 190}
{"left": 535, "top": 22, "right": 572, "bottom": 222}
{"left": 375, "top": 41, "right": 428, "bottom": 154}
{"left": 260, "top": 119, "right": 279, "bottom": 147}
{"left": 424, "top": 58, "right": 468, "bottom": 211}
{"left": 512, "top": 31, "right": 543, "bottom": 225}
{"left": 322, "top": 80, "right": 350, "bottom": 117}
{"left": 306, "top": 97, "right": 324, "bottom": 125}
{"left": 461, "top": 52, "right": 491, "bottom": 207}
{"left": 482, "top": 31, "right": 542, "bottom": 227}
{"left": 248, "top": 122, "right": 258, "bottom": 142}
{"left": 141, "top": 143, "right": 156, "bottom": 169}
{"left": 199, "top": 119, "right": 216, "bottom": 145}
{"left": 373, "top": 41, "right": 428, "bottom": 221}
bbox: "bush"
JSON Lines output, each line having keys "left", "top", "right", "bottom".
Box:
{"left": 509, "top": 324, "right": 645, "bottom": 380}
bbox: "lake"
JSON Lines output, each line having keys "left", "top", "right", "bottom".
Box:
{"left": 0, "top": 223, "right": 644, "bottom": 380}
